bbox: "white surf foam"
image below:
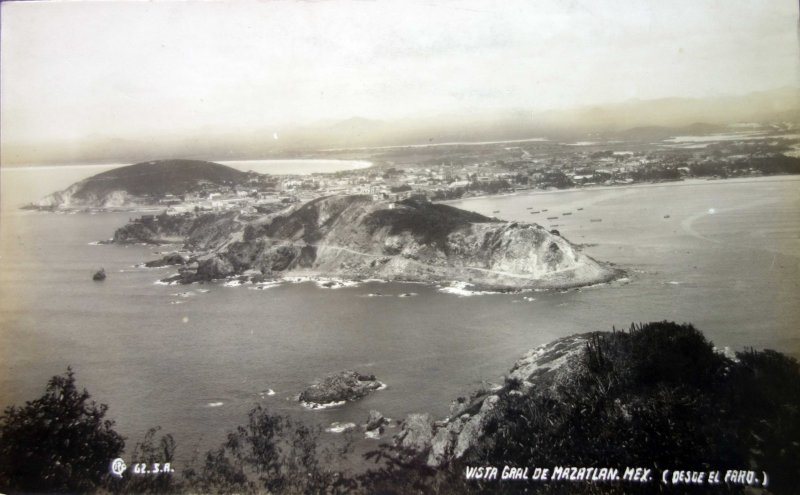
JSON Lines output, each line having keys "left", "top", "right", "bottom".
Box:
{"left": 301, "top": 400, "right": 346, "bottom": 410}
{"left": 438, "top": 282, "right": 500, "bottom": 297}
{"left": 325, "top": 422, "right": 356, "bottom": 433}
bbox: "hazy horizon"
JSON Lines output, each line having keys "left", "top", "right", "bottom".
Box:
{"left": 1, "top": 0, "right": 799, "bottom": 166}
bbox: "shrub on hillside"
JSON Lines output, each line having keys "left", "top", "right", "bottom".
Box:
{"left": 183, "top": 405, "right": 356, "bottom": 494}
{"left": 362, "top": 322, "right": 800, "bottom": 495}
{"left": 0, "top": 368, "right": 125, "bottom": 493}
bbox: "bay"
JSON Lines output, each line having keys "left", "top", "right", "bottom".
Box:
{"left": 1, "top": 168, "right": 798, "bottom": 464}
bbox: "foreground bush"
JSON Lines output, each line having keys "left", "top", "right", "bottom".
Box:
{"left": 0, "top": 368, "right": 125, "bottom": 493}
{"left": 183, "top": 405, "right": 356, "bottom": 494}
{"left": 362, "top": 322, "right": 800, "bottom": 495}
{"left": 3, "top": 322, "right": 799, "bottom": 494}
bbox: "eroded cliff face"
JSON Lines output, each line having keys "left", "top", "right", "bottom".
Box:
{"left": 112, "top": 211, "right": 242, "bottom": 247}
{"left": 395, "top": 333, "right": 593, "bottom": 467}
{"left": 121, "top": 195, "right": 617, "bottom": 289}
{"left": 32, "top": 182, "right": 133, "bottom": 210}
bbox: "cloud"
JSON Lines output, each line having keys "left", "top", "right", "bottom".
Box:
{"left": 1, "top": 0, "right": 797, "bottom": 152}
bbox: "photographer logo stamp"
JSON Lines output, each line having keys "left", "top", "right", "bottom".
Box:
{"left": 110, "top": 458, "right": 127, "bottom": 478}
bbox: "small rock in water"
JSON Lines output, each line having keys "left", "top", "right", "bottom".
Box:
{"left": 299, "top": 370, "right": 383, "bottom": 406}
{"left": 92, "top": 268, "right": 106, "bottom": 281}
{"left": 365, "top": 409, "right": 388, "bottom": 431}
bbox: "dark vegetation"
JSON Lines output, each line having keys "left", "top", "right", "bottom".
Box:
{"left": 632, "top": 154, "right": 800, "bottom": 182}
{"left": 364, "top": 197, "right": 496, "bottom": 250}
{"left": 72, "top": 159, "right": 249, "bottom": 199}
{"left": 182, "top": 406, "right": 355, "bottom": 494}
{"left": 364, "top": 322, "right": 800, "bottom": 495}
{"left": 0, "top": 371, "right": 353, "bottom": 494}
{"left": 0, "top": 369, "right": 125, "bottom": 493}
{"left": 390, "top": 184, "right": 413, "bottom": 193}
{"left": 2, "top": 322, "right": 799, "bottom": 494}
{"left": 112, "top": 211, "right": 243, "bottom": 250}
{"left": 264, "top": 195, "right": 372, "bottom": 243}
{"left": 689, "top": 154, "right": 800, "bottom": 178}
{"left": 429, "top": 179, "right": 514, "bottom": 200}
{"left": 630, "top": 166, "right": 683, "bottom": 181}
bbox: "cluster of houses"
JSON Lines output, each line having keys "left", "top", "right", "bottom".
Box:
{"left": 148, "top": 139, "right": 785, "bottom": 216}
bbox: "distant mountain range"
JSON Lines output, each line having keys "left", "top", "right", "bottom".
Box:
{"left": 25, "top": 159, "right": 249, "bottom": 210}
{"left": 534, "top": 87, "right": 800, "bottom": 131}
{"left": 4, "top": 87, "right": 798, "bottom": 166}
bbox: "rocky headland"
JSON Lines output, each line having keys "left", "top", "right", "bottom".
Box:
{"left": 393, "top": 333, "right": 592, "bottom": 467}
{"left": 116, "top": 194, "right": 620, "bottom": 290}
{"left": 364, "top": 321, "right": 800, "bottom": 495}
{"left": 24, "top": 159, "right": 250, "bottom": 211}
{"left": 112, "top": 210, "right": 243, "bottom": 247}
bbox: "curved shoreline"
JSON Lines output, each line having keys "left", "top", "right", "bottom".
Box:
{"left": 152, "top": 265, "right": 627, "bottom": 296}
{"left": 439, "top": 175, "right": 800, "bottom": 205}
{"left": 6, "top": 159, "right": 374, "bottom": 211}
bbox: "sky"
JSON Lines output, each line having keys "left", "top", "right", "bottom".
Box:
{"left": 1, "top": 0, "right": 798, "bottom": 155}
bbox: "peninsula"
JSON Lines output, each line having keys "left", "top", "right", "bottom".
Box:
{"left": 24, "top": 159, "right": 251, "bottom": 211}
{"left": 114, "top": 194, "right": 619, "bottom": 290}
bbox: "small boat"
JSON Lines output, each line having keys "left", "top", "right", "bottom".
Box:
{"left": 492, "top": 210, "right": 500, "bottom": 214}
{"left": 663, "top": 214, "right": 671, "bottom": 219}
{"left": 577, "top": 207, "right": 584, "bottom": 211}
{"left": 562, "top": 212, "right": 572, "bottom": 216}
{"left": 590, "top": 218, "right": 602, "bottom": 223}
{"left": 547, "top": 216, "right": 559, "bottom": 220}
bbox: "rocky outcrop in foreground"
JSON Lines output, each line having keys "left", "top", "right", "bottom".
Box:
{"left": 299, "top": 370, "right": 384, "bottom": 407}
{"left": 365, "top": 410, "right": 389, "bottom": 432}
{"left": 123, "top": 195, "right": 619, "bottom": 290}
{"left": 394, "top": 333, "right": 592, "bottom": 467}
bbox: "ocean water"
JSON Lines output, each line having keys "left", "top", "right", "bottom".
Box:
{"left": 1, "top": 167, "right": 798, "bottom": 464}
{"left": 0, "top": 158, "right": 371, "bottom": 207}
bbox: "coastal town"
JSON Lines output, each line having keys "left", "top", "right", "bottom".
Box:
{"left": 4, "top": 1, "right": 800, "bottom": 493}
{"left": 143, "top": 126, "right": 799, "bottom": 215}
